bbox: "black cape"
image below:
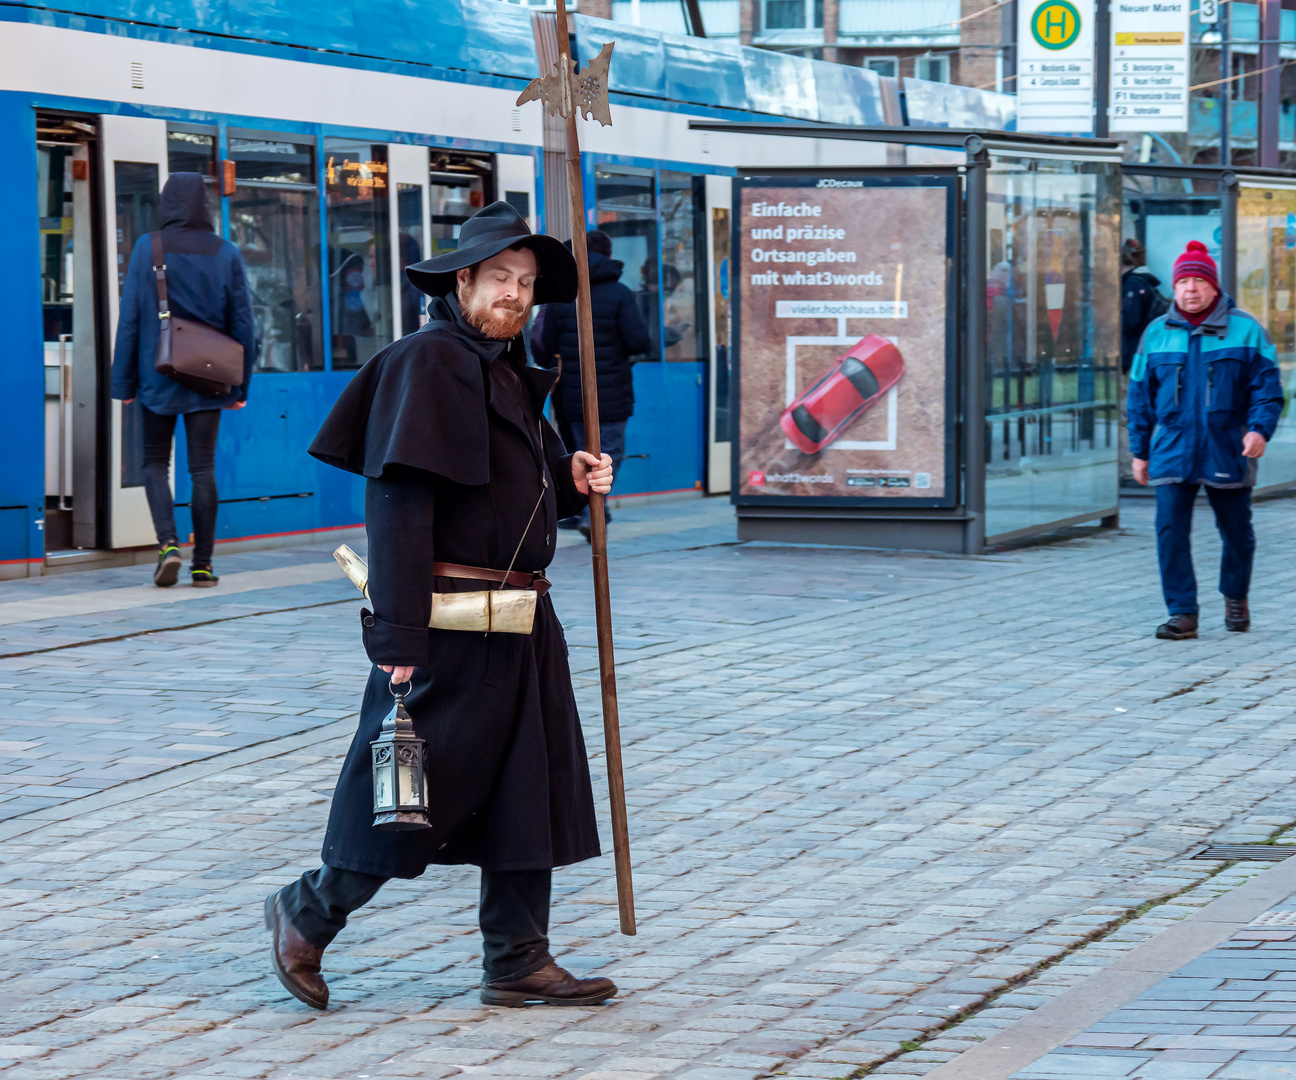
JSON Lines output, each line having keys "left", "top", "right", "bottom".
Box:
{"left": 308, "top": 296, "right": 601, "bottom": 876}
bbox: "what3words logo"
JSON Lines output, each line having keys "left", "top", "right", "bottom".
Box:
{"left": 1031, "top": 0, "right": 1081, "bottom": 50}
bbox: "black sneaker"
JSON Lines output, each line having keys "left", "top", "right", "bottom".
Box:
{"left": 153, "top": 543, "right": 182, "bottom": 587}
{"left": 191, "top": 566, "right": 219, "bottom": 588}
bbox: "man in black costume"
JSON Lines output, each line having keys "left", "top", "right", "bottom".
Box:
{"left": 264, "top": 202, "right": 617, "bottom": 1010}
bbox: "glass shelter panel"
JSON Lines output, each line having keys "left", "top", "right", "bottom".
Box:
{"left": 985, "top": 155, "right": 1122, "bottom": 540}
{"left": 595, "top": 166, "right": 658, "bottom": 362}
{"left": 1238, "top": 183, "right": 1296, "bottom": 489}
{"left": 325, "top": 141, "right": 392, "bottom": 370}
{"left": 228, "top": 136, "right": 322, "bottom": 373}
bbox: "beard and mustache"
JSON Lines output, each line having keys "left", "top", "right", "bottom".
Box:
{"left": 458, "top": 279, "right": 531, "bottom": 341}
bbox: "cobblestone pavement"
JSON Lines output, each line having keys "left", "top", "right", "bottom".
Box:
{"left": 3, "top": 495, "right": 1296, "bottom": 1079}
{"left": 1006, "top": 891, "right": 1296, "bottom": 1080}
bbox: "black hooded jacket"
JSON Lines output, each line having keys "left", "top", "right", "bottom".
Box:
{"left": 540, "top": 251, "right": 651, "bottom": 425}
{"left": 110, "top": 172, "right": 257, "bottom": 412}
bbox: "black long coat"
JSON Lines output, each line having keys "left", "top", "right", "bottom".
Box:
{"left": 307, "top": 295, "right": 601, "bottom": 878}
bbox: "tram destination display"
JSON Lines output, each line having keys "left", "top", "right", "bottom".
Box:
{"left": 733, "top": 174, "right": 956, "bottom": 507}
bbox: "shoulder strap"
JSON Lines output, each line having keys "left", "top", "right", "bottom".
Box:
{"left": 150, "top": 233, "right": 170, "bottom": 318}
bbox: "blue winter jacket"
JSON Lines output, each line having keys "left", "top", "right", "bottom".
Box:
{"left": 1127, "top": 295, "right": 1285, "bottom": 488}
{"left": 110, "top": 173, "right": 256, "bottom": 414}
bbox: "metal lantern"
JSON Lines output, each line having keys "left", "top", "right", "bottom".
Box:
{"left": 370, "top": 687, "right": 430, "bottom": 831}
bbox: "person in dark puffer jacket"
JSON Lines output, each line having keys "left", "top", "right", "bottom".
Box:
{"left": 540, "top": 230, "right": 651, "bottom": 539}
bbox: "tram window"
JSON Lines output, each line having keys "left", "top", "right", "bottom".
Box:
{"left": 397, "top": 184, "right": 426, "bottom": 336}
{"left": 167, "top": 129, "right": 218, "bottom": 224}
{"left": 114, "top": 161, "right": 159, "bottom": 488}
{"left": 429, "top": 174, "right": 485, "bottom": 258}
{"left": 595, "top": 166, "right": 659, "bottom": 363}
{"left": 325, "top": 141, "right": 392, "bottom": 370}
{"left": 658, "top": 172, "right": 706, "bottom": 364}
{"left": 228, "top": 136, "right": 323, "bottom": 373}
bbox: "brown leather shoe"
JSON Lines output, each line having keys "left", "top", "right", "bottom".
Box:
{"left": 481, "top": 962, "right": 617, "bottom": 1007}
{"left": 1156, "top": 613, "right": 1199, "bottom": 640}
{"left": 1225, "top": 597, "right": 1251, "bottom": 632}
{"left": 264, "top": 892, "right": 328, "bottom": 1009}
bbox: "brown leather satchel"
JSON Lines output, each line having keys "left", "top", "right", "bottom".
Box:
{"left": 150, "top": 233, "right": 245, "bottom": 398}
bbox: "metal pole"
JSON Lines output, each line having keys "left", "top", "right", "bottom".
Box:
{"left": 1095, "top": 0, "right": 1111, "bottom": 138}
{"left": 552, "top": 0, "right": 637, "bottom": 938}
{"left": 1259, "top": 0, "right": 1280, "bottom": 168}
{"left": 1220, "top": 169, "right": 1238, "bottom": 297}
{"left": 964, "top": 136, "right": 989, "bottom": 555}
{"left": 1219, "top": 0, "right": 1230, "bottom": 166}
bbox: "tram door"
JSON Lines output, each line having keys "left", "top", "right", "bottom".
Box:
{"left": 101, "top": 115, "right": 168, "bottom": 549}
{"left": 37, "top": 115, "right": 98, "bottom": 552}
{"left": 704, "top": 174, "right": 733, "bottom": 494}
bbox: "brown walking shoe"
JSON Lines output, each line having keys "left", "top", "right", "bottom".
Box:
{"left": 1155, "top": 613, "right": 1199, "bottom": 640}
{"left": 264, "top": 891, "right": 329, "bottom": 1009}
{"left": 1225, "top": 597, "right": 1250, "bottom": 632}
{"left": 481, "top": 962, "right": 617, "bottom": 1007}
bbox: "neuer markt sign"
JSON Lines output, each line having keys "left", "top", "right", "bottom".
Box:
{"left": 1109, "top": 0, "right": 1190, "bottom": 132}
{"left": 1017, "top": 0, "right": 1097, "bottom": 133}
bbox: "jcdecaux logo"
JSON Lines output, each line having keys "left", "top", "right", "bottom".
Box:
{"left": 1031, "top": 0, "right": 1081, "bottom": 49}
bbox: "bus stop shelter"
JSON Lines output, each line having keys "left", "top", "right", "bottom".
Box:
{"left": 692, "top": 122, "right": 1124, "bottom": 555}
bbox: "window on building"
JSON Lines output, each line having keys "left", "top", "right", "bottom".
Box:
{"left": 227, "top": 134, "right": 323, "bottom": 373}
{"left": 325, "top": 140, "right": 392, "bottom": 371}
{"left": 865, "top": 57, "right": 899, "bottom": 80}
{"left": 915, "top": 54, "right": 950, "bottom": 83}
{"left": 763, "top": 0, "right": 823, "bottom": 29}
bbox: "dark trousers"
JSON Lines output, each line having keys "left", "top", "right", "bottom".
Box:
{"left": 570, "top": 420, "right": 628, "bottom": 526}
{"left": 141, "top": 406, "right": 221, "bottom": 566}
{"left": 1155, "top": 482, "right": 1255, "bottom": 615}
{"left": 278, "top": 865, "right": 553, "bottom": 982}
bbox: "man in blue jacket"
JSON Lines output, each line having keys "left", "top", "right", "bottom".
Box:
{"left": 1128, "top": 240, "right": 1284, "bottom": 640}
{"left": 111, "top": 173, "right": 256, "bottom": 588}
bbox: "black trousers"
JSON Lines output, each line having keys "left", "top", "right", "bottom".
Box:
{"left": 278, "top": 865, "right": 553, "bottom": 982}
{"left": 140, "top": 405, "right": 221, "bottom": 566}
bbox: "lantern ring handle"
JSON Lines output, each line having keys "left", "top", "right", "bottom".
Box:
{"left": 388, "top": 678, "right": 413, "bottom": 698}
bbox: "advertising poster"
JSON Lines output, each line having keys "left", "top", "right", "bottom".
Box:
{"left": 733, "top": 174, "right": 957, "bottom": 507}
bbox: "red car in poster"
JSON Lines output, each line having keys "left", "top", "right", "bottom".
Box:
{"left": 779, "top": 334, "right": 906, "bottom": 454}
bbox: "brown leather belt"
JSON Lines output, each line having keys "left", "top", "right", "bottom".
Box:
{"left": 432, "top": 561, "right": 551, "bottom": 596}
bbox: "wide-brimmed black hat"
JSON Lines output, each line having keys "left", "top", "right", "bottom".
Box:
{"left": 405, "top": 201, "right": 577, "bottom": 304}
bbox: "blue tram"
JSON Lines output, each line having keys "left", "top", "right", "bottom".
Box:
{"left": 0, "top": 0, "right": 1012, "bottom": 576}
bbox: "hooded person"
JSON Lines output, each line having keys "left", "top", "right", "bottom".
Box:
{"left": 110, "top": 172, "right": 256, "bottom": 589}
{"left": 264, "top": 201, "right": 618, "bottom": 1011}
{"left": 540, "top": 229, "right": 651, "bottom": 539}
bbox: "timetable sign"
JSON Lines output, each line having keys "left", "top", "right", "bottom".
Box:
{"left": 1109, "top": 0, "right": 1191, "bottom": 132}
{"left": 1017, "top": 0, "right": 1097, "bottom": 133}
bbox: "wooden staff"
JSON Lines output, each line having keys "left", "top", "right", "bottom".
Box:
{"left": 518, "top": 4, "right": 635, "bottom": 936}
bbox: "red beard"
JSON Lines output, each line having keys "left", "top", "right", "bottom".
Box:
{"left": 460, "top": 286, "right": 530, "bottom": 341}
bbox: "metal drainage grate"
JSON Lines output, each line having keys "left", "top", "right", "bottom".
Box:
{"left": 1250, "top": 909, "right": 1296, "bottom": 927}
{"left": 1191, "top": 843, "right": 1296, "bottom": 862}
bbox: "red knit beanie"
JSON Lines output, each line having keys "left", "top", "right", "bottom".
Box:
{"left": 1173, "top": 240, "right": 1219, "bottom": 289}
